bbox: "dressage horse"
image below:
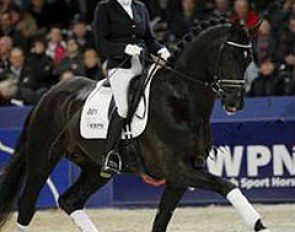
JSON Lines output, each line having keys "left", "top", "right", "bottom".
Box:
{"left": 0, "top": 18, "right": 270, "bottom": 232}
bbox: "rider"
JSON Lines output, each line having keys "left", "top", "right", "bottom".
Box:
{"left": 93, "top": 0, "right": 171, "bottom": 177}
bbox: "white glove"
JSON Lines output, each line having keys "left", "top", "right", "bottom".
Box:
{"left": 157, "top": 47, "right": 171, "bottom": 61}
{"left": 124, "top": 44, "right": 143, "bottom": 57}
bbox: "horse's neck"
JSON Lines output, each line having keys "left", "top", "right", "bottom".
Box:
{"left": 151, "top": 69, "right": 215, "bottom": 126}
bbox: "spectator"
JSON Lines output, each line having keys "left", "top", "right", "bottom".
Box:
{"left": 71, "top": 18, "right": 95, "bottom": 51}
{"left": 214, "top": 0, "right": 231, "bottom": 17}
{"left": 248, "top": 57, "right": 285, "bottom": 97}
{"left": 46, "top": 26, "right": 65, "bottom": 66}
{"left": 150, "top": 0, "right": 173, "bottom": 21}
{"left": 29, "top": 0, "right": 52, "bottom": 29}
{"left": 170, "top": 0, "right": 199, "bottom": 39}
{"left": 0, "top": 11, "right": 26, "bottom": 49}
{"left": 26, "top": 38, "right": 54, "bottom": 96}
{"left": 57, "top": 38, "right": 84, "bottom": 76}
{"left": 0, "top": 11, "right": 13, "bottom": 36}
{"left": 230, "top": 0, "right": 259, "bottom": 28}
{"left": 0, "top": 36, "right": 12, "bottom": 74}
{"left": 0, "top": 0, "right": 16, "bottom": 15}
{"left": 10, "top": 5, "right": 38, "bottom": 41}
{"left": 149, "top": 0, "right": 172, "bottom": 42}
{"left": 5, "top": 47, "right": 37, "bottom": 104}
{"left": 265, "top": 0, "right": 294, "bottom": 41}
{"left": 277, "top": 16, "right": 295, "bottom": 75}
{"left": 83, "top": 48, "right": 103, "bottom": 80}
{"left": 253, "top": 19, "right": 277, "bottom": 65}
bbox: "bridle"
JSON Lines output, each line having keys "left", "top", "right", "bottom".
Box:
{"left": 154, "top": 39, "right": 252, "bottom": 96}
{"left": 210, "top": 40, "right": 251, "bottom": 95}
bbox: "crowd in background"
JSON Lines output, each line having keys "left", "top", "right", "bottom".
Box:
{"left": 0, "top": 0, "right": 295, "bottom": 106}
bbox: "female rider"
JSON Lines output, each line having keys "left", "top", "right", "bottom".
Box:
{"left": 93, "top": 0, "right": 171, "bottom": 177}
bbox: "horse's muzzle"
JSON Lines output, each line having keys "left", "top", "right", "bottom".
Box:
{"left": 219, "top": 80, "right": 245, "bottom": 115}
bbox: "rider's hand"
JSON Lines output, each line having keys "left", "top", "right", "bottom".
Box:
{"left": 157, "top": 47, "right": 171, "bottom": 61}
{"left": 124, "top": 44, "right": 143, "bottom": 57}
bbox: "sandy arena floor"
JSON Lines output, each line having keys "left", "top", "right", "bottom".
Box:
{"left": 3, "top": 204, "right": 295, "bottom": 232}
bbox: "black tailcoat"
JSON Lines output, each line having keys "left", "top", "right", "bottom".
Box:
{"left": 92, "top": 0, "right": 163, "bottom": 69}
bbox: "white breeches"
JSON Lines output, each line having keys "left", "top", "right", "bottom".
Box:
{"left": 109, "top": 56, "right": 143, "bottom": 118}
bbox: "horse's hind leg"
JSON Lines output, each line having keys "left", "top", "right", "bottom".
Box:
{"left": 16, "top": 146, "right": 62, "bottom": 231}
{"left": 178, "top": 169, "right": 269, "bottom": 232}
{"left": 152, "top": 184, "right": 186, "bottom": 232}
{"left": 58, "top": 162, "right": 110, "bottom": 232}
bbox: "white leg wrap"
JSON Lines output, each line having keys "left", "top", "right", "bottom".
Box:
{"left": 226, "top": 188, "right": 261, "bottom": 230}
{"left": 15, "top": 223, "right": 28, "bottom": 232}
{"left": 70, "top": 210, "right": 98, "bottom": 232}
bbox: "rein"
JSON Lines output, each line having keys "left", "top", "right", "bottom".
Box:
{"left": 150, "top": 40, "right": 249, "bottom": 96}
{"left": 106, "top": 39, "right": 250, "bottom": 96}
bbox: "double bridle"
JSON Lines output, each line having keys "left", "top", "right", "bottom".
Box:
{"left": 156, "top": 40, "right": 252, "bottom": 96}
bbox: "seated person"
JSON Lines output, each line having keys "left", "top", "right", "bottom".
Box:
{"left": 248, "top": 57, "right": 285, "bottom": 97}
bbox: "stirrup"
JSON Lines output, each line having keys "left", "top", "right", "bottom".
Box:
{"left": 100, "top": 150, "right": 122, "bottom": 178}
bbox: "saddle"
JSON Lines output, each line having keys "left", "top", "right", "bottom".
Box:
{"left": 80, "top": 63, "right": 160, "bottom": 174}
{"left": 80, "top": 63, "right": 159, "bottom": 139}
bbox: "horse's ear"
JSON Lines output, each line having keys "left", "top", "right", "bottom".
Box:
{"left": 249, "top": 19, "right": 263, "bottom": 38}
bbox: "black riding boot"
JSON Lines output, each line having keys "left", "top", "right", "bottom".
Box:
{"left": 100, "top": 111, "right": 125, "bottom": 178}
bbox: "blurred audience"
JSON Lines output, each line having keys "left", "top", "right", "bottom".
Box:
{"left": 83, "top": 48, "right": 103, "bottom": 81}
{"left": 29, "top": 0, "right": 52, "bottom": 30}
{"left": 6, "top": 47, "right": 37, "bottom": 104}
{"left": 214, "top": 0, "right": 231, "bottom": 17}
{"left": 57, "top": 37, "right": 84, "bottom": 76}
{"left": 10, "top": 5, "right": 37, "bottom": 41}
{"left": 230, "top": 0, "right": 259, "bottom": 28}
{"left": 170, "top": 0, "right": 199, "bottom": 39}
{"left": 277, "top": 16, "right": 295, "bottom": 73}
{"left": 0, "top": 35, "right": 12, "bottom": 73}
{"left": 71, "top": 18, "right": 95, "bottom": 51}
{"left": 248, "top": 57, "right": 285, "bottom": 97}
{"left": 253, "top": 19, "right": 277, "bottom": 65}
{"left": 26, "top": 38, "right": 54, "bottom": 95}
{"left": 46, "top": 26, "right": 65, "bottom": 66}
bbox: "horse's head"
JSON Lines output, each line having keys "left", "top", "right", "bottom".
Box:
{"left": 172, "top": 18, "right": 262, "bottom": 114}
{"left": 216, "top": 20, "right": 262, "bottom": 114}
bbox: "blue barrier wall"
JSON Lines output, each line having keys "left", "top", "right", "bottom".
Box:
{"left": 1, "top": 97, "right": 295, "bottom": 208}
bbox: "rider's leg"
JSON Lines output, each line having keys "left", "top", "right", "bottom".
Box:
{"left": 101, "top": 109, "right": 125, "bottom": 176}
{"left": 101, "top": 68, "right": 135, "bottom": 176}
{"left": 101, "top": 57, "right": 143, "bottom": 177}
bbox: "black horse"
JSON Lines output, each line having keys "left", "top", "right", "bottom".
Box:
{"left": 0, "top": 18, "right": 270, "bottom": 232}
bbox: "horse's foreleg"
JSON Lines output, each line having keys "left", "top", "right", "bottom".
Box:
{"left": 179, "top": 169, "right": 269, "bottom": 232}
{"left": 58, "top": 163, "right": 110, "bottom": 232}
{"left": 152, "top": 184, "right": 186, "bottom": 232}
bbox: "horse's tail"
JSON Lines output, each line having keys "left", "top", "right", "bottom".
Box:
{"left": 0, "top": 110, "right": 32, "bottom": 229}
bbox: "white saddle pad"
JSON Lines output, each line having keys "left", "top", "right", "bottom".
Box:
{"left": 80, "top": 64, "right": 159, "bottom": 139}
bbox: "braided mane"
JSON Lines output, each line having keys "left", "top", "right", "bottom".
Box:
{"left": 171, "top": 16, "right": 231, "bottom": 60}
